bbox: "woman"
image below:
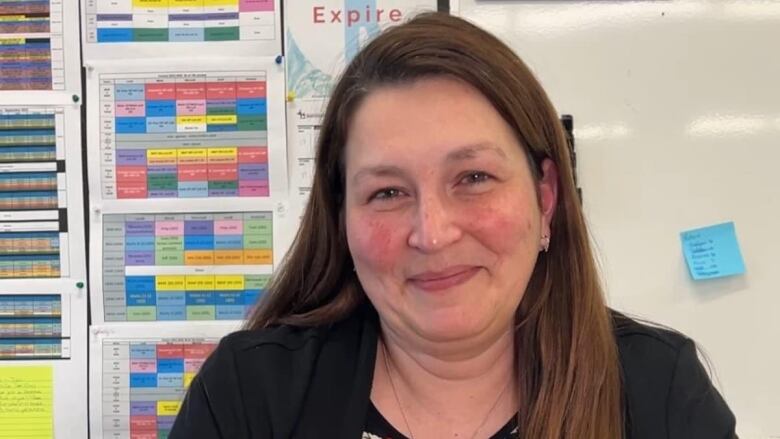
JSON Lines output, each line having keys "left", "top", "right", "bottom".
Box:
{"left": 171, "top": 13, "right": 736, "bottom": 439}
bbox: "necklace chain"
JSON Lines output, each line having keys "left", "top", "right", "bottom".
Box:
{"left": 380, "top": 339, "right": 512, "bottom": 439}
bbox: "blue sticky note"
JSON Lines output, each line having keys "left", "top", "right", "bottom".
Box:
{"left": 680, "top": 222, "right": 746, "bottom": 280}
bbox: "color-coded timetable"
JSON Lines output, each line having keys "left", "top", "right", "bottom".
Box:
{"left": 85, "top": 0, "right": 276, "bottom": 43}
{"left": 102, "top": 212, "right": 273, "bottom": 321}
{"left": 99, "top": 71, "right": 270, "bottom": 199}
{"left": 0, "top": 1, "right": 51, "bottom": 33}
{"left": 0, "top": 0, "right": 65, "bottom": 90}
{"left": 0, "top": 108, "right": 69, "bottom": 279}
{"left": 0, "top": 231, "right": 60, "bottom": 278}
{"left": 101, "top": 338, "right": 217, "bottom": 439}
{"left": 0, "top": 294, "right": 70, "bottom": 359}
{"left": 0, "top": 110, "right": 60, "bottom": 162}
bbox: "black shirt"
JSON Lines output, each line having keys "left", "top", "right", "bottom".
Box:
{"left": 363, "top": 401, "right": 519, "bottom": 438}
{"left": 170, "top": 305, "right": 737, "bottom": 438}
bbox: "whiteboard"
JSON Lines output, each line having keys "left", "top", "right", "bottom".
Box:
{"left": 459, "top": 1, "right": 778, "bottom": 437}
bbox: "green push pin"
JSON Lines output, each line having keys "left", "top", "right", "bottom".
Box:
{"left": 76, "top": 281, "right": 84, "bottom": 288}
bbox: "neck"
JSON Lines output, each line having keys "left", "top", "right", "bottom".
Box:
{"left": 376, "top": 320, "right": 517, "bottom": 435}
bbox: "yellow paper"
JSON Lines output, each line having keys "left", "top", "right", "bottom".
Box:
{"left": 0, "top": 366, "right": 53, "bottom": 439}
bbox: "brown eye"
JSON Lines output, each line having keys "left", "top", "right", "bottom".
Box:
{"left": 370, "top": 188, "right": 402, "bottom": 201}
{"left": 459, "top": 171, "right": 492, "bottom": 185}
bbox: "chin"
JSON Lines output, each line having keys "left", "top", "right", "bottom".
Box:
{"left": 411, "top": 308, "right": 494, "bottom": 344}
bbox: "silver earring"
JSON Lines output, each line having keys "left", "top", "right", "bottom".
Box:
{"left": 540, "top": 234, "right": 550, "bottom": 253}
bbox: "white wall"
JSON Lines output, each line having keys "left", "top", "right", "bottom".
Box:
{"left": 458, "top": 1, "right": 779, "bottom": 437}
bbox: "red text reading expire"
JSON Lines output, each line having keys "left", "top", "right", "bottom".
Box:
{"left": 313, "top": 6, "right": 404, "bottom": 27}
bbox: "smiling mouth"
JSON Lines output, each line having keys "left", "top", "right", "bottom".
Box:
{"left": 407, "top": 266, "right": 481, "bottom": 292}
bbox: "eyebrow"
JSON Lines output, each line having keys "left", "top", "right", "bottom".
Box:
{"left": 445, "top": 143, "right": 507, "bottom": 162}
{"left": 351, "top": 143, "right": 507, "bottom": 184}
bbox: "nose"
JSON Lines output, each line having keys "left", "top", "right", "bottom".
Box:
{"left": 407, "top": 192, "right": 463, "bottom": 253}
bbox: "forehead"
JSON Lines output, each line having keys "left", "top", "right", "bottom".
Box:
{"left": 344, "top": 77, "right": 526, "bottom": 170}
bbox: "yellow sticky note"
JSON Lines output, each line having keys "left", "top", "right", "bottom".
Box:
{"left": 0, "top": 366, "right": 53, "bottom": 439}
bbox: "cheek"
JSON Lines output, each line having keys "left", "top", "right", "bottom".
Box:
{"left": 346, "top": 211, "right": 407, "bottom": 272}
{"left": 463, "top": 194, "right": 538, "bottom": 256}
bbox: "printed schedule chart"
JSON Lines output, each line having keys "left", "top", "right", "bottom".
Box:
{"left": 102, "top": 212, "right": 272, "bottom": 322}
{"left": 0, "top": 0, "right": 65, "bottom": 90}
{"left": 98, "top": 71, "right": 270, "bottom": 199}
{"left": 0, "top": 294, "right": 70, "bottom": 359}
{"left": 0, "top": 107, "right": 70, "bottom": 279}
{"left": 84, "top": 0, "right": 276, "bottom": 43}
{"left": 101, "top": 338, "right": 217, "bottom": 439}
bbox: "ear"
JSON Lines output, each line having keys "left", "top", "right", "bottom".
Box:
{"left": 538, "top": 158, "right": 559, "bottom": 234}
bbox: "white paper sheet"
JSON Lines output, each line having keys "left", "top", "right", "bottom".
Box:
{"left": 88, "top": 323, "right": 236, "bottom": 439}
{"left": 84, "top": 58, "right": 288, "bottom": 209}
{"left": 283, "top": 0, "right": 439, "bottom": 218}
{"left": 80, "top": 0, "right": 282, "bottom": 62}
{"left": 89, "top": 209, "right": 290, "bottom": 324}
{"left": 0, "top": 0, "right": 83, "bottom": 104}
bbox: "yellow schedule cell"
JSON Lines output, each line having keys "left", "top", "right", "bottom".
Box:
{"left": 244, "top": 249, "right": 273, "bottom": 265}
{"left": 185, "top": 275, "right": 216, "bottom": 290}
{"left": 185, "top": 250, "right": 215, "bottom": 265}
{"left": 0, "top": 39, "right": 25, "bottom": 45}
{"left": 214, "top": 275, "right": 245, "bottom": 290}
{"left": 134, "top": 0, "right": 170, "bottom": 7}
{"left": 203, "top": 0, "right": 239, "bottom": 6}
{"left": 214, "top": 250, "right": 244, "bottom": 265}
{"left": 157, "top": 401, "right": 181, "bottom": 417}
{"left": 147, "top": 149, "right": 178, "bottom": 165}
{"left": 207, "top": 147, "right": 237, "bottom": 159}
{"left": 0, "top": 16, "right": 26, "bottom": 22}
{"left": 177, "top": 148, "right": 207, "bottom": 164}
{"left": 177, "top": 116, "right": 207, "bottom": 125}
{"left": 171, "top": 0, "right": 204, "bottom": 6}
{"left": 184, "top": 372, "right": 196, "bottom": 389}
{"left": 155, "top": 275, "right": 186, "bottom": 291}
{"left": 206, "top": 115, "right": 237, "bottom": 125}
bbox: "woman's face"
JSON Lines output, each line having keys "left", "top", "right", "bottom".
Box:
{"left": 344, "top": 77, "right": 557, "bottom": 346}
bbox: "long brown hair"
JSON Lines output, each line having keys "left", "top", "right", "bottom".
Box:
{"left": 247, "top": 12, "right": 623, "bottom": 439}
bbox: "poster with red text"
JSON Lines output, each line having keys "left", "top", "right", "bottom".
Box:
{"left": 284, "top": 0, "right": 441, "bottom": 216}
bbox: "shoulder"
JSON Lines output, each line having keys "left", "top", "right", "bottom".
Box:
{"left": 612, "top": 310, "right": 691, "bottom": 362}
{"left": 610, "top": 310, "right": 737, "bottom": 438}
{"left": 611, "top": 309, "right": 694, "bottom": 395}
{"left": 187, "top": 305, "right": 378, "bottom": 437}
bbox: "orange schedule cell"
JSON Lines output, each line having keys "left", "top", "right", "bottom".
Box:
{"left": 244, "top": 249, "right": 272, "bottom": 265}
{"left": 213, "top": 250, "right": 244, "bottom": 265}
{"left": 184, "top": 250, "right": 214, "bottom": 265}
